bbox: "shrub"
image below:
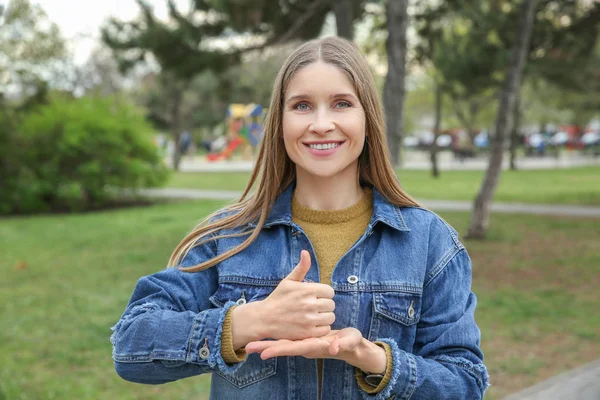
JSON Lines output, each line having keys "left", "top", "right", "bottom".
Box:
{"left": 0, "top": 95, "right": 169, "bottom": 214}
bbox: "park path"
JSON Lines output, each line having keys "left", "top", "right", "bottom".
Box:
{"left": 503, "top": 359, "right": 600, "bottom": 400}
{"left": 141, "top": 188, "right": 600, "bottom": 218}
{"left": 175, "top": 153, "right": 600, "bottom": 172}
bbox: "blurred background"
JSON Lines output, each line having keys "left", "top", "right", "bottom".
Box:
{"left": 1, "top": 0, "right": 598, "bottom": 399}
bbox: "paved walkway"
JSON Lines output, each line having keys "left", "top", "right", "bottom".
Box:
{"left": 503, "top": 359, "right": 600, "bottom": 400}
{"left": 176, "top": 153, "right": 600, "bottom": 173}
{"left": 141, "top": 188, "right": 600, "bottom": 218}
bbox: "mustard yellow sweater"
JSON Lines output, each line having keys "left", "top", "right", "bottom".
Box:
{"left": 220, "top": 189, "right": 392, "bottom": 394}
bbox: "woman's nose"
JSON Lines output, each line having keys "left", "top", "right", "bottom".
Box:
{"left": 308, "top": 108, "right": 335, "bottom": 134}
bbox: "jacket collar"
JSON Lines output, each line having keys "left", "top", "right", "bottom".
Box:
{"left": 249, "top": 183, "right": 410, "bottom": 232}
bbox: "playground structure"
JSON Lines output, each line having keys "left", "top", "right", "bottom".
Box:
{"left": 206, "top": 103, "right": 265, "bottom": 162}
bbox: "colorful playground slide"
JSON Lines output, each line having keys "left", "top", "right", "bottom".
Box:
{"left": 206, "top": 137, "right": 243, "bottom": 162}
{"left": 206, "top": 103, "right": 264, "bottom": 162}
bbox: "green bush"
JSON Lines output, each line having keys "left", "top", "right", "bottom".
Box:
{"left": 0, "top": 95, "right": 169, "bottom": 214}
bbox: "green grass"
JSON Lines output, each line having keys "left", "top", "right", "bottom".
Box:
{"left": 167, "top": 166, "right": 600, "bottom": 205}
{"left": 1, "top": 201, "right": 599, "bottom": 399}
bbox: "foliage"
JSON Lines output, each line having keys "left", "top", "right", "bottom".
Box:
{"left": 412, "top": 0, "right": 600, "bottom": 135}
{"left": 0, "top": 95, "right": 168, "bottom": 214}
{"left": 0, "top": 0, "right": 65, "bottom": 104}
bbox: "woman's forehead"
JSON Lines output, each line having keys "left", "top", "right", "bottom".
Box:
{"left": 285, "top": 62, "right": 357, "bottom": 97}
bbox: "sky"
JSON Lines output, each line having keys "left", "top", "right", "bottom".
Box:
{"left": 33, "top": 0, "right": 343, "bottom": 65}
{"left": 35, "top": 0, "right": 179, "bottom": 64}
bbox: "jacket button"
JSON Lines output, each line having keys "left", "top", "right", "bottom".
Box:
{"left": 199, "top": 338, "right": 210, "bottom": 360}
{"left": 199, "top": 347, "right": 210, "bottom": 360}
{"left": 347, "top": 275, "right": 359, "bottom": 284}
{"left": 236, "top": 298, "right": 247, "bottom": 306}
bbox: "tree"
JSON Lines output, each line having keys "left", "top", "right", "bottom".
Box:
{"left": 528, "top": 1, "right": 600, "bottom": 128}
{"left": 102, "top": 0, "right": 237, "bottom": 170}
{"left": 334, "top": 0, "right": 363, "bottom": 39}
{"left": 467, "top": 0, "right": 538, "bottom": 239}
{"left": 383, "top": 0, "right": 409, "bottom": 167}
{"left": 0, "top": 0, "right": 65, "bottom": 106}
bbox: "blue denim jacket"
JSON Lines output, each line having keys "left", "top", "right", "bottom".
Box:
{"left": 111, "top": 184, "right": 489, "bottom": 399}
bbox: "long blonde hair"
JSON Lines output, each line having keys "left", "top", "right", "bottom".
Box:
{"left": 170, "top": 36, "right": 420, "bottom": 272}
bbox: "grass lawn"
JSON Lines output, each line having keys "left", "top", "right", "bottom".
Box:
{"left": 1, "top": 201, "right": 599, "bottom": 399}
{"left": 167, "top": 166, "right": 600, "bottom": 205}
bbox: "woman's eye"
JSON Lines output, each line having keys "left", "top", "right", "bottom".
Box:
{"left": 335, "top": 101, "right": 352, "bottom": 109}
{"left": 294, "top": 103, "right": 310, "bottom": 111}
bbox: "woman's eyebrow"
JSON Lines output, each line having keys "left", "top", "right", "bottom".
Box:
{"left": 285, "top": 93, "right": 358, "bottom": 104}
{"left": 285, "top": 94, "right": 310, "bottom": 104}
{"left": 330, "top": 93, "right": 359, "bottom": 101}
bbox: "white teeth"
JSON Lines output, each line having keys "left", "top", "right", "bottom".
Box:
{"left": 308, "top": 143, "right": 341, "bottom": 150}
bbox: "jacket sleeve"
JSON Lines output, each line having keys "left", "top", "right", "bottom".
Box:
{"left": 358, "top": 248, "right": 490, "bottom": 400}
{"left": 110, "top": 233, "right": 246, "bottom": 384}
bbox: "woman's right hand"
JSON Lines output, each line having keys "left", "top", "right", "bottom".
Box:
{"left": 231, "top": 250, "right": 336, "bottom": 349}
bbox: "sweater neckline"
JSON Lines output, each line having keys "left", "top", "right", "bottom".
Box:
{"left": 291, "top": 189, "right": 373, "bottom": 225}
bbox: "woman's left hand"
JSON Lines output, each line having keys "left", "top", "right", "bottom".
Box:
{"left": 246, "top": 328, "right": 362, "bottom": 360}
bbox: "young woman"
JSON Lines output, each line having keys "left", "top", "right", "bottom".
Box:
{"left": 111, "top": 36, "right": 489, "bottom": 399}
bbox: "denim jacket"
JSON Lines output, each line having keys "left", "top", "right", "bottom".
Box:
{"left": 111, "top": 184, "right": 489, "bottom": 399}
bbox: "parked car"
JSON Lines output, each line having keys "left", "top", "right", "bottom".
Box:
{"left": 474, "top": 131, "right": 489, "bottom": 148}
{"left": 581, "top": 131, "right": 599, "bottom": 147}
{"left": 580, "top": 132, "right": 600, "bottom": 156}
{"left": 550, "top": 131, "right": 569, "bottom": 146}
{"left": 525, "top": 133, "right": 550, "bottom": 156}
{"left": 436, "top": 134, "right": 452, "bottom": 147}
{"left": 403, "top": 136, "right": 419, "bottom": 148}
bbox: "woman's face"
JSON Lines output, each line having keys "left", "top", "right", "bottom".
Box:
{"left": 282, "top": 61, "right": 366, "bottom": 182}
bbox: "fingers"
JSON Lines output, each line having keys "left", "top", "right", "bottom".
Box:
{"left": 246, "top": 339, "right": 290, "bottom": 354}
{"left": 313, "top": 311, "right": 336, "bottom": 327}
{"left": 328, "top": 338, "right": 340, "bottom": 356}
{"left": 332, "top": 328, "right": 362, "bottom": 353}
{"left": 311, "top": 324, "right": 332, "bottom": 338}
{"left": 259, "top": 338, "right": 325, "bottom": 360}
{"left": 315, "top": 298, "right": 336, "bottom": 313}
{"left": 313, "top": 283, "right": 335, "bottom": 299}
{"left": 285, "top": 250, "right": 311, "bottom": 282}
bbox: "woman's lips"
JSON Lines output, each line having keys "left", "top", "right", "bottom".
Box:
{"left": 304, "top": 141, "right": 345, "bottom": 156}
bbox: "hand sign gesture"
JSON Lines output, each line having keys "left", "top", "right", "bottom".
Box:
{"left": 258, "top": 250, "right": 336, "bottom": 341}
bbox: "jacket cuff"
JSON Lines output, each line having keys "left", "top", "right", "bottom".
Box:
{"left": 356, "top": 338, "right": 417, "bottom": 400}
{"left": 187, "top": 300, "right": 248, "bottom": 376}
{"left": 220, "top": 306, "right": 248, "bottom": 364}
{"left": 354, "top": 341, "right": 394, "bottom": 394}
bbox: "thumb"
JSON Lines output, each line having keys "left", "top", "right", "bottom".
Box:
{"left": 285, "top": 250, "right": 311, "bottom": 282}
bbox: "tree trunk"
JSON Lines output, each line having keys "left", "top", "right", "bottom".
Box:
{"left": 170, "top": 85, "right": 184, "bottom": 171}
{"left": 509, "top": 94, "right": 522, "bottom": 170}
{"left": 430, "top": 82, "right": 443, "bottom": 178}
{"left": 467, "top": 0, "right": 538, "bottom": 239}
{"left": 383, "top": 0, "right": 409, "bottom": 167}
{"left": 334, "top": 0, "right": 354, "bottom": 40}
{"left": 468, "top": 100, "right": 480, "bottom": 144}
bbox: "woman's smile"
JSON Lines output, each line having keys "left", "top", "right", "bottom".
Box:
{"left": 304, "top": 140, "right": 346, "bottom": 156}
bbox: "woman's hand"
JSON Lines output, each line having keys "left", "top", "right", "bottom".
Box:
{"left": 246, "top": 328, "right": 362, "bottom": 359}
{"left": 231, "top": 250, "right": 336, "bottom": 348}
{"left": 245, "top": 328, "right": 387, "bottom": 374}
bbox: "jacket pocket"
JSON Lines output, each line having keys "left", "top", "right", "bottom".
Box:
{"left": 209, "top": 281, "right": 273, "bottom": 308}
{"left": 216, "top": 353, "right": 277, "bottom": 388}
{"left": 368, "top": 291, "right": 422, "bottom": 342}
{"left": 210, "top": 280, "right": 277, "bottom": 388}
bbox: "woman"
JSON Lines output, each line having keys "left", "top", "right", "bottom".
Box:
{"left": 111, "top": 36, "right": 489, "bottom": 399}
